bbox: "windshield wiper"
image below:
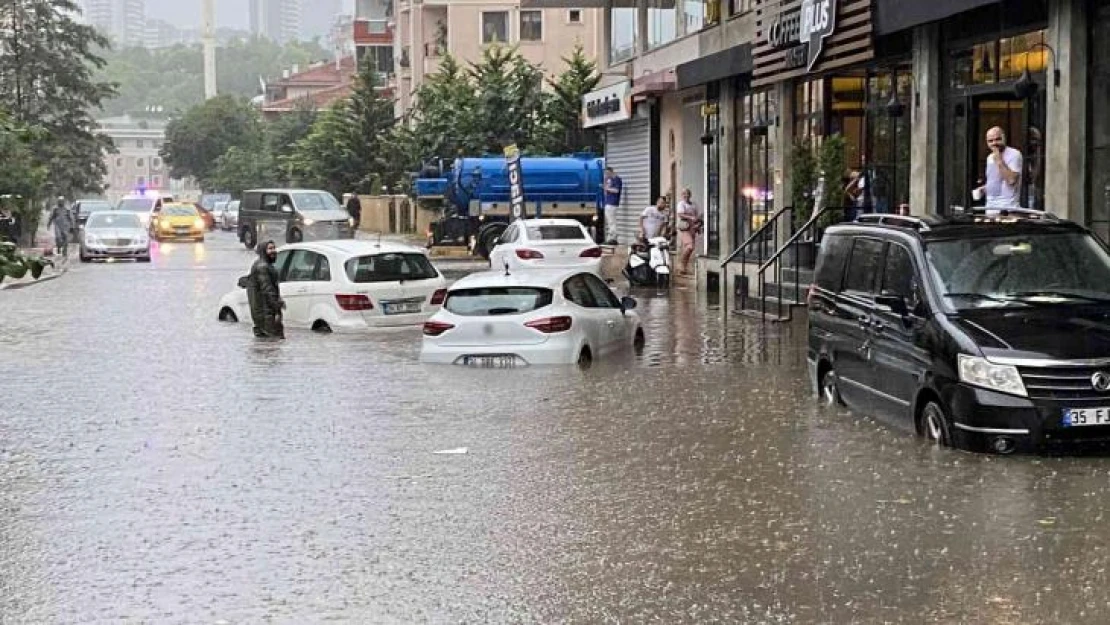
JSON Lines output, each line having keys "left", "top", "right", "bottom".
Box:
{"left": 1005, "top": 290, "right": 1110, "bottom": 304}
{"left": 943, "top": 292, "right": 1013, "bottom": 303}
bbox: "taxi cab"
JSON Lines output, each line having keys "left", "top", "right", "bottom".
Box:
{"left": 151, "top": 202, "right": 206, "bottom": 242}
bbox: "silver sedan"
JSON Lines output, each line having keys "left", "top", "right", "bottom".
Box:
{"left": 79, "top": 211, "right": 151, "bottom": 263}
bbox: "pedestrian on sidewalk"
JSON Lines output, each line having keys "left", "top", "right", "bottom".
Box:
{"left": 47, "top": 197, "right": 73, "bottom": 257}
{"left": 344, "top": 192, "right": 362, "bottom": 232}
{"left": 676, "top": 188, "right": 702, "bottom": 275}
{"left": 247, "top": 240, "right": 285, "bottom": 339}
{"left": 602, "top": 166, "right": 623, "bottom": 245}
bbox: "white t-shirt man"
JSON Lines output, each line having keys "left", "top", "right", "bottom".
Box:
{"left": 985, "top": 146, "right": 1023, "bottom": 209}
{"left": 640, "top": 205, "right": 669, "bottom": 239}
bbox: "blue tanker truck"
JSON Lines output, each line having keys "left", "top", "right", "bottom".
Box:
{"left": 413, "top": 153, "right": 604, "bottom": 257}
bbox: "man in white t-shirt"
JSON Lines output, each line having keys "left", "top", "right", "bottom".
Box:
{"left": 639, "top": 196, "right": 670, "bottom": 240}
{"left": 976, "top": 126, "right": 1023, "bottom": 209}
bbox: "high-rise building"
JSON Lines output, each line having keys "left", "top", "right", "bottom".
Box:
{"left": 81, "top": 0, "right": 146, "bottom": 46}
{"left": 299, "top": 0, "right": 342, "bottom": 42}
{"left": 249, "top": 0, "right": 301, "bottom": 43}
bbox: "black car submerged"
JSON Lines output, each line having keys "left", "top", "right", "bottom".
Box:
{"left": 808, "top": 209, "right": 1110, "bottom": 454}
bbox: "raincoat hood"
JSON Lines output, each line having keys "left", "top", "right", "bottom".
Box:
{"left": 257, "top": 240, "right": 276, "bottom": 263}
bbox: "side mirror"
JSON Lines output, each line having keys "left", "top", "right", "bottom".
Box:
{"left": 280, "top": 204, "right": 293, "bottom": 213}
{"left": 620, "top": 295, "right": 637, "bottom": 313}
{"left": 876, "top": 293, "right": 908, "bottom": 316}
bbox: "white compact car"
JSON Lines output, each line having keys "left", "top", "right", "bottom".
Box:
{"left": 488, "top": 218, "right": 603, "bottom": 274}
{"left": 217, "top": 240, "right": 448, "bottom": 332}
{"left": 420, "top": 268, "right": 643, "bottom": 367}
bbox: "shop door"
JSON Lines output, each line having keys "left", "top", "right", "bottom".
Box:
{"left": 1088, "top": 0, "right": 1110, "bottom": 242}
{"left": 605, "top": 119, "right": 652, "bottom": 243}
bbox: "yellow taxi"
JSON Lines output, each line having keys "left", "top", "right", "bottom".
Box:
{"left": 151, "top": 202, "right": 206, "bottom": 242}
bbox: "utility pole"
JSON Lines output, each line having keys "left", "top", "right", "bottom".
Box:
{"left": 202, "top": 0, "right": 217, "bottom": 99}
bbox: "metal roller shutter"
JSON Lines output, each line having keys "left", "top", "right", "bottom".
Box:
{"left": 605, "top": 119, "right": 651, "bottom": 244}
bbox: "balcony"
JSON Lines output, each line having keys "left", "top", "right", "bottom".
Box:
{"left": 353, "top": 18, "right": 394, "bottom": 45}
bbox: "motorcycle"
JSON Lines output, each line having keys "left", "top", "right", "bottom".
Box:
{"left": 624, "top": 236, "right": 672, "bottom": 288}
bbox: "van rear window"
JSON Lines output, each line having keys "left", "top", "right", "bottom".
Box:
{"left": 814, "top": 234, "right": 851, "bottom": 290}
{"left": 444, "top": 287, "right": 553, "bottom": 316}
{"left": 344, "top": 253, "right": 438, "bottom": 282}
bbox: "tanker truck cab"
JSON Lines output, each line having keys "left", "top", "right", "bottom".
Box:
{"left": 238, "top": 188, "right": 355, "bottom": 249}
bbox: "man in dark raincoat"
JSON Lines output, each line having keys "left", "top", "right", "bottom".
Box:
{"left": 246, "top": 240, "right": 285, "bottom": 338}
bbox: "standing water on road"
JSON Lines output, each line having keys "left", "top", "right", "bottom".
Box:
{"left": 3, "top": 232, "right": 1110, "bottom": 622}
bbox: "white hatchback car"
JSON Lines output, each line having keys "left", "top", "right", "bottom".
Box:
{"left": 218, "top": 240, "right": 448, "bottom": 332}
{"left": 488, "top": 218, "right": 603, "bottom": 274}
{"left": 420, "top": 268, "right": 643, "bottom": 366}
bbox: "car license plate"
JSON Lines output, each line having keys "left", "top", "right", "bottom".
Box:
{"left": 461, "top": 355, "right": 518, "bottom": 368}
{"left": 1062, "top": 407, "right": 1110, "bottom": 427}
{"left": 383, "top": 301, "right": 421, "bottom": 315}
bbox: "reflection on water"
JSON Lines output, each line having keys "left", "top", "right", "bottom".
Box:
{"left": 3, "top": 233, "right": 1110, "bottom": 622}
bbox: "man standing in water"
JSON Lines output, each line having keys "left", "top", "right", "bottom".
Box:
{"left": 247, "top": 240, "right": 285, "bottom": 339}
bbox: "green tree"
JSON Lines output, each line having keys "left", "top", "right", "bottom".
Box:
{"left": 160, "top": 95, "right": 262, "bottom": 188}
{"left": 209, "top": 146, "right": 274, "bottom": 196}
{"left": 394, "top": 54, "right": 481, "bottom": 168}
{"left": 284, "top": 58, "right": 397, "bottom": 196}
{"left": 469, "top": 46, "right": 545, "bottom": 152}
{"left": 0, "top": 0, "right": 117, "bottom": 197}
{"left": 266, "top": 100, "right": 317, "bottom": 183}
{"left": 536, "top": 45, "right": 602, "bottom": 155}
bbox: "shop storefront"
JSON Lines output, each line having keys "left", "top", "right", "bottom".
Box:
{"left": 1089, "top": 0, "right": 1110, "bottom": 239}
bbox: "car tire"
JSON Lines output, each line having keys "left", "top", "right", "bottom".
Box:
{"left": 312, "top": 320, "right": 332, "bottom": 333}
{"left": 288, "top": 228, "right": 303, "bottom": 244}
{"left": 819, "top": 367, "right": 843, "bottom": 407}
{"left": 919, "top": 399, "right": 954, "bottom": 447}
{"left": 577, "top": 346, "right": 593, "bottom": 368}
{"left": 633, "top": 328, "right": 645, "bottom": 352}
{"left": 138, "top": 255, "right": 151, "bottom": 263}
{"left": 196, "top": 236, "right": 205, "bottom": 243}
{"left": 242, "top": 226, "right": 256, "bottom": 250}
{"left": 218, "top": 307, "right": 238, "bottom": 323}
{"left": 79, "top": 253, "right": 90, "bottom": 263}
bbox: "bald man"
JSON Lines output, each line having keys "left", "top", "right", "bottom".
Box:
{"left": 976, "top": 126, "right": 1023, "bottom": 209}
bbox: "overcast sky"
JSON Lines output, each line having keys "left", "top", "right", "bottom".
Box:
{"left": 144, "top": 0, "right": 354, "bottom": 29}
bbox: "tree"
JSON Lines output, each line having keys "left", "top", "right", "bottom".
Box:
{"left": 209, "top": 146, "right": 274, "bottom": 196}
{"left": 394, "top": 54, "right": 481, "bottom": 169}
{"left": 284, "top": 58, "right": 397, "bottom": 196}
{"left": 0, "top": 0, "right": 117, "bottom": 197}
{"left": 468, "top": 46, "right": 545, "bottom": 152}
{"left": 266, "top": 100, "right": 317, "bottom": 183}
{"left": 160, "top": 95, "right": 262, "bottom": 188}
{"left": 536, "top": 45, "right": 603, "bottom": 156}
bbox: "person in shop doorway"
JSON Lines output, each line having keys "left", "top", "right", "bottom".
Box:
{"left": 974, "top": 126, "right": 1023, "bottom": 210}
{"left": 639, "top": 196, "right": 671, "bottom": 241}
{"left": 602, "top": 166, "right": 623, "bottom": 245}
{"left": 676, "top": 188, "right": 702, "bottom": 275}
{"left": 344, "top": 192, "right": 362, "bottom": 232}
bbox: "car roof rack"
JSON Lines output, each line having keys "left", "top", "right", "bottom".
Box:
{"left": 854, "top": 213, "right": 931, "bottom": 231}
{"left": 953, "top": 206, "right": 1062, "bottom": 222}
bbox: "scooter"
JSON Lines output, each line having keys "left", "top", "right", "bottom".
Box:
{"left": 624, "top": 236, "right": 672, "bottom": 288}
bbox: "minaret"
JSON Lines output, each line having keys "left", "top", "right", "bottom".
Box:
{"left": 202, "top": 0, "right": 217, "bottom": 99}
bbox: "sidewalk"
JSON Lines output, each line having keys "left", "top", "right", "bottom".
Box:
{"left": 1, "top": 216, "right": 69, "bottom": 290}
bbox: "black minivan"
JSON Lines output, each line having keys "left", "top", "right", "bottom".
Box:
{"left": 808, "top": 210, "right": 1110, "bottom": 454}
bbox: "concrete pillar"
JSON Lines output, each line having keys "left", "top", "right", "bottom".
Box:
{"left": 718, "top": 79, "right": 737, "bottom": 261}
{"left": 1046, "top": 0, "right": 1087, "bottom": 223}
{"left": 636, "top": 0, "right": 648, "bottom": 56}
{"left": 772, "top": 79, "right": 794, "bottom": 225}
{"left": 909, "top": 23, "right": 940, "bottom": 216}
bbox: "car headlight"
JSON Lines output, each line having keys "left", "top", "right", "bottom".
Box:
{"left": 303, "top": 218, "right": 315, "bottom": 226}
{"left": 957, "top": 354, "right": 1027, "bottom": 397}
{"left": 193, "top": 218, "right": 204, "bottom": 229}
{"left": 85, "top": 236, "right": 98, "bottom": 246}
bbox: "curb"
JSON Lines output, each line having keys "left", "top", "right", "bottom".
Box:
{"left": 0, "top": 258, "right": 68, "bottom": 291}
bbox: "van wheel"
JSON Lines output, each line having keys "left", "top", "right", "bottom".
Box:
{"left": 242, "top": 226, "right": 256, "bottom": 250}
{"left": 289, "top": 228, "right": 303, "bottom": 243}
{"left": 919, "top": 400, "right": 953, "bottom": 447}
{"left": 312, "top": 320, "right": 332, "bottom": 333}
{"left": 218, "top": 307, "right": 238, "bottom": 322}
{"left": 819, "top": 367, "right": 843, "bottom": 406}
{"left": 633, "top": 328, "right": 645, "bottom": 352}
{"left": 577, "top": 346, "right": 593, "bottom": 368}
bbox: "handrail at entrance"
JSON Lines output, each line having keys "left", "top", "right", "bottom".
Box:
{"left": 719, "top": 205, "right": 792, "bottom": 267}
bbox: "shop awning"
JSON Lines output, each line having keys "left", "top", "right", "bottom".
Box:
{"left": 631, "top": 69, "right": 676, "bottom": 97}
{"left": 675, "top": 43, "right": 752, "bottom": 90}
{"left": 873, "top": 0, "right": 1001, "bottom": 35}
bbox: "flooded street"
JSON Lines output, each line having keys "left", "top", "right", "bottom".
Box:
{"left": 5, "top": 232, "right": 1110, "bottom": 623}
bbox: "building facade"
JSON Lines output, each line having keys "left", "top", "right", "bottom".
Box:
{"left": 580, "top": 0, "right": 1107, "bottom": 305}
{"left": 249, "top": 0, "right": 301, "bottom": 43}
{"left": 82, "top": 0, "right": 146, "bottom": 46}
{"left": 392, "top": 0, "right": 604, "bottom": 118}
{"left": 260, "top": 57, "right": 359, "bottom": 120}
{"left": 97, "top": 116, "right": 196, "bottom": 203}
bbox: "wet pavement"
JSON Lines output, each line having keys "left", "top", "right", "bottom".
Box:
{"left": 4, "top": 231, "right": 1110, "bottom": 623}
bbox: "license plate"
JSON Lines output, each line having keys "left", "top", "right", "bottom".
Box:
{"left": 382, "top": 301, "right": 421, "bottom": 315}
{"left": 1062, "top": 407, "right": 1110, "bottom": 427}
{"left": 461, "top": 355, "right": 518, "bottom": 368}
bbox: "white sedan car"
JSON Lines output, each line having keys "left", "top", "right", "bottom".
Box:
{"left": 420, "top": 268, "right": 643, "bottom": 367}
{"left": 488, "top": 218, "right": 602, "bottom": 274}
{"left": 218, "top": 240, "right": 448, "bottom": 332}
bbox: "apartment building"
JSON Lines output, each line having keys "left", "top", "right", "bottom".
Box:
{"left": 97, "top": 115, "right": 196, "bottom": 203}
{"left": 81, "top": 0, "right": 146, "bottom": 46}
{"left": 249, "top": 0, "right": 301, "bottom": 43}
{"left": 391, "top": 0, "right": 603, "bottom": 117}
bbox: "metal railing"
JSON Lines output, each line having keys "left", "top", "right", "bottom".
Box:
{"left": 719, "top": 205, "right": 792, "bottom": 313}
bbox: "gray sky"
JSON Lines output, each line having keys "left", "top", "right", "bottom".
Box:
{"left": 144, "top": 0, "right": 354, "bottom": 29}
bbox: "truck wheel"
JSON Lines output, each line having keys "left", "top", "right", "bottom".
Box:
{"left": 288, "top": 228, "right": 303, "bottom": 243}
{"left": 242, "top": 226, "right": 256, "bottom": 250}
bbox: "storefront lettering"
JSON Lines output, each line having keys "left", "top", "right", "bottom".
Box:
{"left": 585, "top": 96, "right": 623, "bottom": 119}
{"left": 767, "top": 12, "right": 799, "bottom": 50}
{"left": 799, "top": 0, "right": 837, "bottom": 72}
{"left": 581, "top": 81, "right": 632, "bottom": 128}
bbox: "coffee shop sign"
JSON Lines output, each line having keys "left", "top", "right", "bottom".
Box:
{"left": 767, "top": 0, "right": 838, "bottom": 72}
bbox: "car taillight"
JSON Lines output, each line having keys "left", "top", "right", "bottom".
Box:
{"left": 524, "top": 316, "right": 573, "bottom": 333}
{"left": 423, "top": 320, "right": 454, "bottom": 336}
{"left": 516, "top": 249, "right": 544, "bottom": 259}
{"left": 430, "top": 289, "right": 447, "bottom": 305}
{"left": 579, "top": 247, "right": 603, "bottom": 258}
{"left": 335, "top": 294, "right": 373, "bottom": 310}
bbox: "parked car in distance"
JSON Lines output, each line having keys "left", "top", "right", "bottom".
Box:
{"left": 194, "top": 203, "right": 216, "bottom": 231}
{"left": 808, "top": 209, "right": 1110, "bottom": 455}
{"left": 237, "top": 188, "right": 354, "bottom": 249}
{"left": 217, "top": 240, "right": 448, "bottom": 332}
{"left": 420, "top": 268, "right": 643, "bottom": 367}
{"left": 79, "top": 211, "right": 151, "bottom": 262}
{"left": 73, "top": 198, "right": 114, "bottom": 228}
{"left": 150, "top": 203, "right": 206, "bottom": 242}
{"left": 488, "top": 218, "right": 603, "bottom": 274}
{"left": 117, "top": 192, "right": 173, "bottom": 228}
{"left": 219, "top": 200, "right": 240, "bottom": 231}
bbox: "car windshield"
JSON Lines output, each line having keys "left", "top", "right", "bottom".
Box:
{"left": 526, "top": 225, "right": 586, "bottom": 240}
{"left": 87, "top": 213, "right": 141, "bottom": 229}
{"left": 291, "top": 192, "right": 341, "bottom": 211}
{"left": 117, "top": 198, "right": 153, "bottom": 212}
{"left": 444, "top": 287, "right": 554, "bottom": 316}
{"left": 78, "top": 201, "right": 112, "bottom": 215}
{"left": 163, "top": 205, "right": 197, "bottom": 216}
{"left": 927, "top": 232, "right": 1110, "bottom": 310}
{"left": 344, "top": 253, "right": 438, "bottom": 283}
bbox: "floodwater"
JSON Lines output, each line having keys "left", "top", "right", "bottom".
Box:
{"left": 2, "top": 232, "right": 1110, "bottom": 623}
